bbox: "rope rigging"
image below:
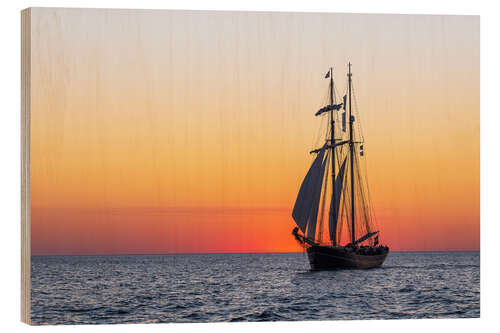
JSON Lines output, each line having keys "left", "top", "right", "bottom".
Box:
{"left": 304, "top": 68, "right": 379, "bottom": 246}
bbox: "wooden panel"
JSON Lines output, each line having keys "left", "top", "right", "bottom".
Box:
{"left": 21, "top": 7, "right": 31, "bottom": 325}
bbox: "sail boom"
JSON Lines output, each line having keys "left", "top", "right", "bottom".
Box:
{"left": 353, "top": 231, "right": 379, "bottom": 245}
{"left": 292, "top": 227, "right": 317, "bottom": 246}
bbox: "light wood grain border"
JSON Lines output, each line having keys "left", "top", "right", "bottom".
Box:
{"left": 21, "top": 7, "right": 31, "bottom": 325}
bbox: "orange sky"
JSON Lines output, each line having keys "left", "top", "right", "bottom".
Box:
{"left": 29, "top": 8, "right": 479, "bottom": 255}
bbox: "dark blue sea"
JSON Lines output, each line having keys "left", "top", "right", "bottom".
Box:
{"left": 30, "top": 251, "right": 480, "bottom": 325}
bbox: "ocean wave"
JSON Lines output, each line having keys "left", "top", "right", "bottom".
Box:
{"left": 30, "top": 252, "right": 480, "bottom": 325}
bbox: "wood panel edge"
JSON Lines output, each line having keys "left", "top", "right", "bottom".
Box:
{"left": 21, "top": 7, "right": 32, "bottom": 325}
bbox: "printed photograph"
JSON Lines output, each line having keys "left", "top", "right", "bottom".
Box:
{"left": 26, "top": 8, "right": 479, "bottom": 325}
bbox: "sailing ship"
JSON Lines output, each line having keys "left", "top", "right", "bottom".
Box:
{"left": 292, "top": 63, "right": 389, "bottom": 270}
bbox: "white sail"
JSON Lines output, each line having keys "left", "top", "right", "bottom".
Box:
{"left": 329, "top": 157, "right": 347, "bottom": 244}
{"left": 292, "top": 146, "right": 327, "bottom": 234}
{"left": 306, "top": 152, "right": 328, "bottom": 240}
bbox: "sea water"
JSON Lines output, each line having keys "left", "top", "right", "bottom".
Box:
{"left": 31, "top": 251, "right": 479, "bottom": 324}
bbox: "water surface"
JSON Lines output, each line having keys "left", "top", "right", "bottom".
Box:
{"left": 31, "top": 251, "right": 480, "bottom": 324}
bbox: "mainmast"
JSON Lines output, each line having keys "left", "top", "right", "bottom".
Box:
{"left": 329, "top": 68, "right": 336, "bottom": 245}
{"left": 348, "top": 63, "right": 355, "bottom": 244}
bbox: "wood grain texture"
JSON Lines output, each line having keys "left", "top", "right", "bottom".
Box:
{"left": 21, "top": 7, "right": 31, "bottom": 325}
{"left": 21, "top": 9, "right": 479, "bottom": 324}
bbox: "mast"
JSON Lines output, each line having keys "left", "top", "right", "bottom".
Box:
{"left": 348, "top": 62, "right": 355, "bottom": 245}
{"left": 329, "top": 67, "right": 336, "bottom": 245}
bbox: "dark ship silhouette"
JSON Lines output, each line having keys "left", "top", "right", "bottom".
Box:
{"left": 292, "top": 64, "right": 389, "bottom": 270}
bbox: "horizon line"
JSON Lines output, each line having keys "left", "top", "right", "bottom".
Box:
{"left": 31, "top": 249, "right": 480, "bottom": 257}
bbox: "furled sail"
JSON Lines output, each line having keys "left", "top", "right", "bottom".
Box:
{"left": 306, "top": 152, "right": 328, "bottom": 240}
{"left": 329, "top": 157, "right": 347, "bottom": 244}
{"left": 292, "top": 146, "right": 327, "bottom": 234}
{"left": 315, "top": 104, "right": 343, "bottom": 116}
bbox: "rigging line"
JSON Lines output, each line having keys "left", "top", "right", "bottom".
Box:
{"left": 312, "top": 101, "right": 330, "bottom": 152}
{"left": 333, "top": 81, "right": 350, "bottom": 244}
{"left": 340, "top": 158, "right": 353, "bottom": 243}
{"left": 351, "top": 81, "right": 365, "bottom": 143}
{"left": 317, "top": 151, "right": 330, "bottom": 244}
{"left": 354, "top": 153, "right": 368, "bottom": 220}
{"left": 312, "top": 83, "right": 335, "bottom": 150}
{"left": 355, "top": 158, "right": 372, "bottom": 237}
{"left": 351, "top": 156, "right": 360, "bottom": 237}
{"left": 350, "top": 78, "right": 380, "bottom": 234}
{"left": 362, "top": 160, "right": 379, "bottom": 230}
{"left": 356, "top": 152, "right": 372, "bottom": 233}
{"left": 359, "top": 177, "right": 375, "bottom": 243}
{"left": 357, "top": 134, "right": 380, "bottom": 230}
{"left": 313, "top": 90, "right": 326, "bottom": 146}
{"left": 338, "top": 185, "right": 346, "bottom": 245}
{"left": 312, "top": 113, "right": 328, "bottom": 151}
{"left": 333, "top": 81, "right": 342, "bottom": 105}
{"left": 331, "top": 150, "right": 345, "bottom": 243}
{"left": 310, "top": 83, "right": 334, "bottom": 243}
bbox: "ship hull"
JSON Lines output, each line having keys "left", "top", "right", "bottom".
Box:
{"left": 306, "top": 245, "right": 388, "bottom": 270}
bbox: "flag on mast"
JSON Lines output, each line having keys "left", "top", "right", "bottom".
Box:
{"left": 325, "top": 71, "right": 330, "bottom": 79}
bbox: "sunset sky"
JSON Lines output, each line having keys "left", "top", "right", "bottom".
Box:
{"left": 30, "top": 8, "right": 479, "bottom": 255}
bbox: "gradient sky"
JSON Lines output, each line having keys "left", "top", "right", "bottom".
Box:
{"left": 29, "top": 8, "right": 479, "bottom": 255}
